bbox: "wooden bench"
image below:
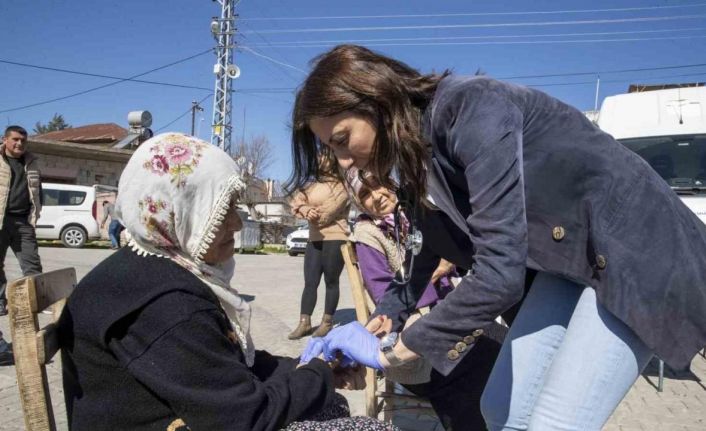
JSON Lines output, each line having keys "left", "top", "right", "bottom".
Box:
{"left": 8, "top": 268, "right": 77, "bottom": 431}
{"left": 340, "top": 242, "right": 436, "bottom": 421}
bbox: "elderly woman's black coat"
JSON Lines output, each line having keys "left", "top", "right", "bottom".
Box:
{"left": 58, "top": 248, "right": 335, "bottom": 431}
{"left": 375, "top": 75, "right": 706, "bottom": 376}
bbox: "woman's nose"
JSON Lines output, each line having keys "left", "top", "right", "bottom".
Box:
{"left": 335, "top": 155, "right": 354, "bottom": 170}
{"left": 371, "top": 190, "right": 382, "bottom": 203}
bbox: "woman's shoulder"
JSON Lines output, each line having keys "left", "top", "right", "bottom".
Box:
{"left": 67, "top": 248, "right": 220, "bottom": 341}
{"left": 429, "top": 75, "right": 525, "bottom": 136}
{"left": 435, "top": 75, "right": 510, "bottom": 101}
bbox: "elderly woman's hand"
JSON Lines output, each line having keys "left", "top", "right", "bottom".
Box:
{"left": 298, "top": 338, "right": 367, "bottom": 390}
{"left": 365, "top": 315, "right": 393, "bottom": 337}
{"left": 332, "top": 364, "right": 366, "bottom": 390}
{"left": 305, "top": 208, "right": 321, "bottom": 223}
{"left": 431, "top": 258, "right": 455, "bottom": 285}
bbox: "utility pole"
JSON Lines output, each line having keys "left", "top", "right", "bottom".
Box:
{"left": 594, "top": 74, "right": 601, "bottom": 112}
{"left": 190, "top": 100, "right": 204, "bottom": 136}
{"left": 210, "top": 0, "right": 240, "bottom": 154}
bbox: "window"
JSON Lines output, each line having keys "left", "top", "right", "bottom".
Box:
{"left": 620, "top": 134, "right": 706, "bottom": 188}
{"left": 41, "top": 189, "right": 87, "bottom": 206}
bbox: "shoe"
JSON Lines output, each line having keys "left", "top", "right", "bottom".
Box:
{"left": 288, "top": 315, "right": 313, "bottom": 340}
{"left": 311, "top": 314, "right": 334, "bottom": 338}
{"left": 0, "top": 350, "right": 13, "bottom": 366}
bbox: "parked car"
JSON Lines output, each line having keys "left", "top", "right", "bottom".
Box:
{"left": 35, "top": 183, "right": 109, "bottom": 248}
{"left": 285, "top": 226, "right": 309, "bottom": 256}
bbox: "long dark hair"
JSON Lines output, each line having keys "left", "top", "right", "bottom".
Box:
{"left": 286, "top": 44, "right": 449, "bottom": 198}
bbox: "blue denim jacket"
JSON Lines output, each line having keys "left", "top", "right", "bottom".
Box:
{"left": 375, "top": 75, "right": 706, "bottom": 375}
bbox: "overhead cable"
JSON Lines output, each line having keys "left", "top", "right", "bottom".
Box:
{"left": 245, "top": 14, "right": 706, "bottom": 34}
{"left": 241, "top": 3, "right": 706, "bottom": 21}
{"left": 244, "top": 27, "right": 706, "bottom": 47}
{"left": 0, "top": 48, "right": 213, "bottom": 114}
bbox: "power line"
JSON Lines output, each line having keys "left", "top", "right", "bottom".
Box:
{"left": 155, "top": 94, "right": 213, "bottom": 133}
{"left": 0, "top": 56, "right": 296, "bottom": 93}
{"left": 245, "top": 14, "right": 706, "bottom": 34}
{"left": 245, "top": 27, "right": 706, "bottom": 47}
{"left": 0, "top": 49, "right": 213, "bottom": 114}
{"left": 238, "top": 46, "right": 307, "bottom": 74}
{"left": 238, "top": 8, "right": 303, "bottom": 83}
{"left": 499, "top": 63, "right": 706, "bottom": 80}
{"left": 241, "top": 3, "right": 706, "bottom": 21}
{"left": 238, "top": 25, "right": 302, "bottom": 83}
{"left": 0, "top": 59, "right": 213, "bottom": 92}
{"left": 221, "top": 62, "right": 706, "bottom": 93}
{"left": 257, "top": 34, "right": 706, "bottom": 49}
{"left": 527, "top": 71, "right": 706, "bottom": 88}
{"left": 0, "top": 54, "right": 294, "bottom": 95}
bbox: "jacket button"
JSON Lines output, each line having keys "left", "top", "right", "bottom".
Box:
{"left": 472, "top": 329, "right": 484, "bottom": 337}
{"left": 447, "top": 349, "right": 460, "bottom": 360}
{"left": 596, "top": 255, "right": 607, "bottom": 269}
{"left": 463, "top": 335, "right": 476, "bottom": 344}
{"left": 552, "top": 226, "right": 565, "bottom": 241}
{"left": 455, "top": 342, "right": 468, "bottom": 353}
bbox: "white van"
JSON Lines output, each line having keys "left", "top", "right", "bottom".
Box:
{"left": 597, "top": 86, "right": 706, "bottom": 224}
{"left": 35, "top": 183, "right": 105, "bottom": 248}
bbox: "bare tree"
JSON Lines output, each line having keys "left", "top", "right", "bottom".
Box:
{"left": 233, "top": 135, "right": 274, "bottom": 180}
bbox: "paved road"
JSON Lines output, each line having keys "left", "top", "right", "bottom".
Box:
{"left": 0, "top": 247, "right": 704, "bottom": 430}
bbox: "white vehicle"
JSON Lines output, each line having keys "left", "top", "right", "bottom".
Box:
{"left": 286, "top": 226, "right": 309, "bottom": 256}
{"left": 597, "top": 86, "right": 706, "bottom": 224}
{"left": 36, "top": 183, "right": 105, "bottom": 248}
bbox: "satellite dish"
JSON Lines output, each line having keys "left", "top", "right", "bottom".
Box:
{"left": 226, "top": 64, "right": 241, "bottom": 79}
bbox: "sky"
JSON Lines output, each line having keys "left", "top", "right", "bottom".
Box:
{"left": 2, "top": 0, "right": 706, "bottom": 181}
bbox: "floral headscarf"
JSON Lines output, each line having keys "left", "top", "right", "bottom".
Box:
{"left": 115, "top": 132, "right": 255, "bottom": 365}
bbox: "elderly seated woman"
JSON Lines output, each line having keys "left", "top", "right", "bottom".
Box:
{"left": 345, "top": 170, "right": 510, "bottom": 431}
{"left": 58, "top": 133, "right": 398, "bottom": 431}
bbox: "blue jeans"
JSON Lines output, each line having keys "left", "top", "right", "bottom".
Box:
{"left": 108, "top": 220, "right": 124, "bottom": 248}
{"left": 480, "top": 272, "right": 654, "bottom": 430}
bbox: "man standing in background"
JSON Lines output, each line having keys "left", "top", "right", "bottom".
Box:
{"left": 0, "top": 125, "right": 43, "bottom": 365}
{"left": 101, "top": 200, "right": 124, "bottom": 249}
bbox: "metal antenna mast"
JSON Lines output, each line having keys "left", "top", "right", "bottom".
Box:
{"left": 210, "top": 0, "right": 240, "bottom": 153}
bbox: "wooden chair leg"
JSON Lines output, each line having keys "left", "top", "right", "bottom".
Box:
{"left": 383, "top": 378, "right": 395, "bottom": 423}
{"left": 365, "top": 367, "right": 378, "bottom": 418}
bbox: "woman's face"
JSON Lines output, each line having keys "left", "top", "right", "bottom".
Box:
{"left": 309, "top": 112, "right": 376, "bottom": 171}
{"left": 357, "top": 177, "right": 398, "bottom": 217}
{"left": 202, "top": 204, "right": 243, "bottom": 265}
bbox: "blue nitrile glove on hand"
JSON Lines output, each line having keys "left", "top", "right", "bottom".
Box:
{"left": 299, "top": 337, "right": 325, "bottom": 365}
{"left": 322, "top": 321, "right": 384, "bottom": 371}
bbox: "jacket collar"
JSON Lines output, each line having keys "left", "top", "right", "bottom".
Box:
{"left": 0, "top": 144, "right": 35, "bottom": 165}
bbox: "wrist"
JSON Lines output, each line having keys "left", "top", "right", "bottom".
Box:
{"left": 377, "top": 351, "right": 389, "bottom": 369}
{"left": 379, "top": 332, "right": 404, "bottom": 368}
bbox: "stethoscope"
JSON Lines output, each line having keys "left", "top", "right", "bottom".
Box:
{"left": 391, "top": 189, "right": 424, "bottom": 285}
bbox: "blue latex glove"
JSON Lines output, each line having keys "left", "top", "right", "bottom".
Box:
{"left": 322, "top": 322, "right": 384, "bottom": 371}
{"left": 299, "top": 337, "right": 325, "bottom": 365}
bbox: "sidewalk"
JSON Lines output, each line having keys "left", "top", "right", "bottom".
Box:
{"left": 0, "top": 248, "right": 704, "bottom": 430}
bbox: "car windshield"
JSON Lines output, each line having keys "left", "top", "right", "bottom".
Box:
{"left": 619, "top": 134, "right": 706, "bottom": 193}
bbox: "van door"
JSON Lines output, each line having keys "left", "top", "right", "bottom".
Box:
{"left": 35, "top": 188, "right": 62, "bottom": 239}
